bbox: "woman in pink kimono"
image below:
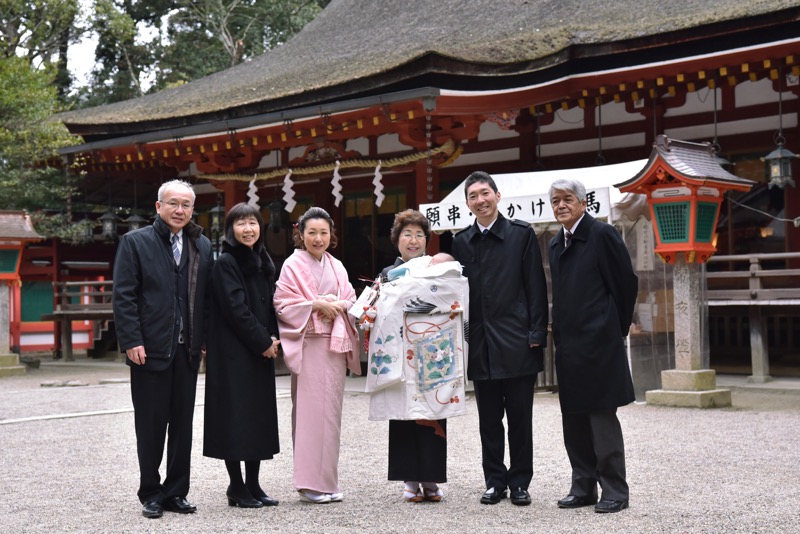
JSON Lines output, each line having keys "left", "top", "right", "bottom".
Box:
{"left": 273, "top": 207, "right": 360, "bottom": 504}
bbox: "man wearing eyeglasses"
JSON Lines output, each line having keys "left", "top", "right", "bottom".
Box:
{"left": 113, "top": 179, "right": 213, "bottom": 518}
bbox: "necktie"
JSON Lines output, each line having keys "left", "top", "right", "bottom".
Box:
{"left": 171, "top": 234, "right": 181, "bottom": 265}
{"left": 565, "top": 230, "right": 572, "bottom": 247}
{"left": 482, "top": 228, "right": 489, "bottom": 236}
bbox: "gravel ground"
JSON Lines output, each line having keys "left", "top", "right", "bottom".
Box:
{"left": 1, "top": 357, "right": 799, "bottom": 533}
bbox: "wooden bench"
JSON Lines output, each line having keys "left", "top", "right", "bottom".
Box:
{"left": 40, "top": 281, "right": 114, "bottom": 361}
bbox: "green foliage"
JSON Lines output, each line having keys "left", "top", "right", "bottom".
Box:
{"left": 73, "top": 0, "right": 330, "bottom": 105}
{"left": 28, "top": 211, "right": 96, "bottom": 244}
{"left": 0, "top": 55, "right": 80, "bottom": 238}
{"left": 0, "top": 0, "right": 83, "bottom": 97}
{"left": 77, "top": 0, "right": 156, "bottom": 105}
{"left": 1, "top": 1, "right": 331, "bottom": 240}
{"left": 3, "top": 1, "right": 330, "bottom": 106}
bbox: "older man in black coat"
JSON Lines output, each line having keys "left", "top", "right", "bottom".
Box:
{"left": 113, "top": 179, "right": 213, "bottom": 518}
{"left": 451, "top": 171, "right": 549, "bottom": 506}
{"left": 547, "top": 178, "right": 638, "bottom": 514}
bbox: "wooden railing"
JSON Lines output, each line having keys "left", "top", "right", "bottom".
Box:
{"left": 40, "top": 281, "right": 114, "bottom": 361}
{"left": 706, "top": 252, "right": 800, "bottom": 382}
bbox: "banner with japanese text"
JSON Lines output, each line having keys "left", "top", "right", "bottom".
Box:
{"left": 419, "top": 187, "right": 611, "bottom": 231}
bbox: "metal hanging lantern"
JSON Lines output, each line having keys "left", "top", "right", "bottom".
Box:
{"left": 267, "top": 200, "right": 283, "bottom": 233}
{"left": 125, "top": 213, "right": 148, "bottom": 231}
{"left": 209, "top": 195, "right": 225, "bottom": 257}
{"left": 761, "top": 67, "right": 797, "bottom": 189}
{"left": 762, "top": 142, "right": 797, "bottom": 189}
{"left": 82, "top": 217, "right": 95, "bottom": 243}
{"left": 99, "top": 211, "right": 119, "bottom": 241}
{"left": 210, "top": 197, "right": 224, "bottom": 234}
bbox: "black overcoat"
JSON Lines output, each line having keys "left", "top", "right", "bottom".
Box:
{"left": 113, "top": 216, "right": 213, "bottom": 371}
{"left": 451, "top": 214, "right": 549, "bottom": 381}
{"left": 548, "top": 214, "right": 638, "bottom": 414}
{"left": 203, "top": 241, "right": 280, "bottom": 461}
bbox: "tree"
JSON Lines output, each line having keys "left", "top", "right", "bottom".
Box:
{"left": 76, "top": 0, "right": 330, "bottom": 104}
{"left": 0, "top": 55, "right": 88, "bottom": 242}
{"left": 167, "top": 0, "right": 328, "bottom": 69}
{"left": 1, "top": 0, "right": 330, "bottom": 241}
{"left": 73, "top": 0, "right": 165, "bottom": 106}
{"left": 0, "top": 0, "right": 83, "bottom": 98}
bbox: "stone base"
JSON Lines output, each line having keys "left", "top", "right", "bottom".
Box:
{"left": 747, "top": 375, "right": 774, "bottom": 384}
{"left": 646, "top": 368, "right": 731, "bottom": 408}
{"left": 646, "top": 388, "right": 732, "bottom": 408}
{"left": 661, "top": 369, "right": 719, "bottom": 391}
{"left": 0, "top": 353, "right": 27, "bottom": 377}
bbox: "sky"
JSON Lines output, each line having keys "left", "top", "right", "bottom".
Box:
{"left": 67, "top": 32, "right": 98, "bottom": 87}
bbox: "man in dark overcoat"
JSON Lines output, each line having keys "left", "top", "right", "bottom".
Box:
{"left": 113, "top": 179, "right": 213, "bottom": 518}
{"left": 451, "top": 171, "right": 549, "bottom": 506}
{"left": 547, "top": 178, "right": 638, "bottom": 514}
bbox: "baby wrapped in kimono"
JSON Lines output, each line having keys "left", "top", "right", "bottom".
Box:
{"left": 366, "top": 254, "right": 469, "bottom": 421}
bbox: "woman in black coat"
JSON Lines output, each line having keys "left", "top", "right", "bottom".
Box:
{"left": 204, "top": 203, "right": 281, "bottom": 508}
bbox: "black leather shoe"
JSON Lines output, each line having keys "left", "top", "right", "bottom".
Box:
{"left": 594, "top": 499, "right": 629, "bottom": 513}
{"left": 480, "top": 487, "right": 506, "bottom": 505}
{"left": 557, "top": 494, "right": 598, "bottom": 508}
{"left": 227, "top": 487, "right": 264, "bottom": 508}
{"left": 510, "top": 487, "right": 531, "bottom": 506}
{"left": 141, "top": 499, "right": 163, "bottom": 518}
{"left": 162, "top": 496, "right": 197, "bottom": 514}
{"left": 249, "top": 488, "right": 279, "bottom": 507}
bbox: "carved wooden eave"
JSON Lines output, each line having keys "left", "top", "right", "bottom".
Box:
{"left": 62, "top": 99, "right": 485, "bottom": 179}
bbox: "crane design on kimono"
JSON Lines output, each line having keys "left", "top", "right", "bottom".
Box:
{"left": 403, "top": 296, "right": 437, "bottom": 314}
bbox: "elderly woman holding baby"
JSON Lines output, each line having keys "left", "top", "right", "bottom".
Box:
{"left": 371, "top": 209, "right": 459, "bottom": 503}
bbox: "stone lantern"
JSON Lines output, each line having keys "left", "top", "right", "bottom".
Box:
{"left": 615, "top": 135, "right": 755, "bottom": 408}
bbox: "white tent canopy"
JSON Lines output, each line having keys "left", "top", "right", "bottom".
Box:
{"left": 419, "top": 159, "right": 648, "bottom": 232}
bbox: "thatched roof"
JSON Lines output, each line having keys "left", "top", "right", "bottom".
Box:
{"left": 58, "top": 0, "right": 798, "bottom": 136}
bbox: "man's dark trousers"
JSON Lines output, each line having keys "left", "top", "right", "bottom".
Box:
{"left": 130, "top": 345, "right": 198, "bottom": 503}
{"left": 562, "top": 409, "right": 628, "bottom": 501}
{"left": 473, "top": 375, "right": 536, "bottom": 491}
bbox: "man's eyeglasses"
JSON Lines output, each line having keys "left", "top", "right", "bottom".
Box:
{"left": 161, "top": 200, "right": 194, "bottom": 210}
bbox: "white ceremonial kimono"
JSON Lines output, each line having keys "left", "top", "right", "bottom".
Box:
{"left": 366, "top": 257, "right": 469, "bottom": 421}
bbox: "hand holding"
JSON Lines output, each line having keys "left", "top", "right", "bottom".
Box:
{"left": 263, "top": 339, "right": 281, "bottom": 359}
{"left": 313, "top": 298, "right": 340, "bottom": 321}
